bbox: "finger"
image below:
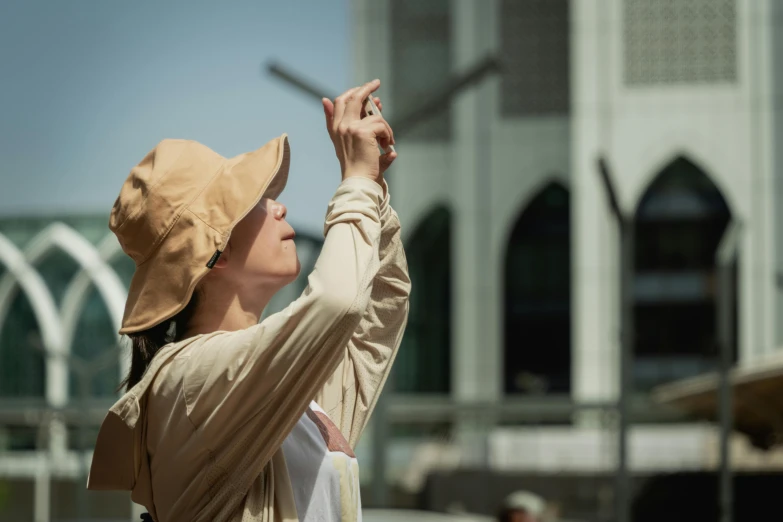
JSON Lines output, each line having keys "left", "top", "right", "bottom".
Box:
{"left": 372, "top": 114, "right": 394, "bottom": 145}
{"left": 383, "top": 117, "right": 394, "bottom": 145}
{"left": 358, "top": 117, "right": 393, "bottom": 146}
{"left": 333, "top": 86, "right": 362, "bottom": 131}
{"left": 356, "top": 122, "right": 392, "bottom": 150}
{"left": 345, "top": 79, "right": 380, "bottom": 121}
{"left": 379, "top": 150, "right": 398, "bottom": 174}
{"left": 322, "top": 98, "right": 335, "bottom": 136}
{"left": 359, "top": 114, "right": 395, "bottom": 146}
{"left": 333, "top": 86, "right": 359, "bottom": 130}
{"left": 374, "top": 97, "right": 382, "bottom": 112}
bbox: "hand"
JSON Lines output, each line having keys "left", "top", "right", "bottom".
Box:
{"left": 322, "top": 79, "right": 397, "bottom": 183}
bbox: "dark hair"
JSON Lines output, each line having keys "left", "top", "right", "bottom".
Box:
{"left": 119, "top": 292, "right": 200, "bottom": 392}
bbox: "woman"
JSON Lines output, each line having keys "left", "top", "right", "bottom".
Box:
{"left": 88, "top": 80, "right": 410, "bottom": 522}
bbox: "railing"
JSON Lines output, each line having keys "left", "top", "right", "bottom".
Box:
{"left": 0, "top": 223, "right": 726, "bottom": 521}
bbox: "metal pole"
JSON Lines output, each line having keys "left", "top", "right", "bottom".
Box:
{"left": 265, "top": 62, "right": 337, "bottom": 102}
{"left": 716, "top": 222, "right": 741, "bottom": 522}
{"left": 617, "top": 219, "right": 633, "bottom": 522}
{"left": 265, "top": 56, "right": 502, "bottom": 136}
{"left": 597, "top": 157, "right": 631, "bottom": 522}
{"left": 34, "top": 457, "right": 50, "bottom": 522}
{"left": 717, "top": 260, "right": 733, "bottom": 522}
{"left": 391, "top": 55, "right": 502, "bottom": 136}
{"left": 78, "top": 374, "right": 90, "bottom": 520}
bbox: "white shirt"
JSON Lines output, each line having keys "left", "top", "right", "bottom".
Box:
{"left": 282, "top": 401, "right": 362, "bottom": 521}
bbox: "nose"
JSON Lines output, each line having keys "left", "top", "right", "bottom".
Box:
{"left": 272, "top": 201, "right": 287, "bottom": 220}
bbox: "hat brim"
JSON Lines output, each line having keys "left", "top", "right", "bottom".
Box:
{"left": 118, "top": 134, "right": 290, "bottom": 335}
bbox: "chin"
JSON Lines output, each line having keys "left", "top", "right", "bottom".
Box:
{"left": 275, "top": 260, "right": 301, "bottom": 288}
{"left": 266, "top": 255, "right": 300, "bottom": 288}
{"left": 284, "top": 264, "right": 300, "bottom": 286}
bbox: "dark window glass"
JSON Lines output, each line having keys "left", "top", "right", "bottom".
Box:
{"left": 0, "top": 279, "right": 46, "bottom": 398}
{"left": 633, "top": 157, "right": 735, "bottom": 391}
{"left": 69, "top": 286, "right": 121, "bottom": 398}
{"left": 505, "top": 182, "right": 571, "bottom": 394}
{"left": 394, "top": 206, "right": 451, "bottom": 393}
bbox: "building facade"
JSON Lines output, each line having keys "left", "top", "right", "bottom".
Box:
{"left": 2, "top": 0, "right": 783, "bottom": 518}
{"left": 352, "top": 0, "right": 783, "bottom": 494}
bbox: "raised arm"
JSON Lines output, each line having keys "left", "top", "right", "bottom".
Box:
{"left": 180, "top": 80, "right": 399, "bottom": 502}
{"left": 314, "top": 181, "right": 411, "bottom": 447}
{"left": 183, "top": 176, "right": 385, "bottom": 443}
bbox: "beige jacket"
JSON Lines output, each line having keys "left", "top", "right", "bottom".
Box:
{"left": 88, "top": 177, "right": 411, "bottom": 521}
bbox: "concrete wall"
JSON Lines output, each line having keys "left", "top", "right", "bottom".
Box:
{"left": 572, "top": 0, "right": 779, "bottom": 404}
{"left": 354, "top": 0, "right": 780, "bottom": 401}
{"left": 772, "top": 0, "right": 783, "bottom": 350}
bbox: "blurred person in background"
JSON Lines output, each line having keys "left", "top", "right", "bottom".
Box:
{"left": 497, "top": 490, "right": 547, "bottom": 522}
{"left": 86, "top": 79, "right": 410, "bottom": 521}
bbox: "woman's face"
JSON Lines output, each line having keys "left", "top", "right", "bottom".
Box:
{"left": 223, "top": 197, "right": 300, "bottom": 287}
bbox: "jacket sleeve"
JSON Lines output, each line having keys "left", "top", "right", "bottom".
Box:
{"left": 181, "top": 176, "right": 384, "bottom": 461}
{"left": 314, "top": 181, "right": 411, "bottom": 448}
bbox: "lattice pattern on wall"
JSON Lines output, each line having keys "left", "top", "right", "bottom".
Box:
{"left": 390, "top": 0, "right": 452, "bottom": 141}
{"left": 500, "top": 0, "right": 570, "bottom": 116}
{"left": 624, "top": 0, "right": 737, "bottom": 85}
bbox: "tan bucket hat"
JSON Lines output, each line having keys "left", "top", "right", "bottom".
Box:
{"left": 110, "top": 134, "right": 290, "bottom": 334}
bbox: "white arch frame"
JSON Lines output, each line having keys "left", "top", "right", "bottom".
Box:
{"left": 0, "top": 227, "right": 135, "bottom": 520}
{"left": 628, "top": 142, "right": 737, "bottom": 217}
{"left": 59, "top": 231, "right": 127, "bottom": 381}
{"left": 0, "top": 224, "right": 128, "bottom": 400}
{"left": 0, "top": 234, "right": 66, "bottom": 408}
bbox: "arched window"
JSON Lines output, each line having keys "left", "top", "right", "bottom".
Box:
{"left": 0, "top": 249, "right": 82, "bottom": 399}
{"left": 0, "top": 249, "right": 80, "bottom": 451}
{"left": 633, "top": 156, "right": 735, "bottom": 391}
{"left": 0, "top": 290, "right": 46, "bottom": 398}
{"left": 394, "top": 206, "right": 451, "bottom": 393}
{"left": 504, "top": 182, "right": 571, "bottom": 395}
{"left": 69, "top": 286, "right": 121, "bottom": 398}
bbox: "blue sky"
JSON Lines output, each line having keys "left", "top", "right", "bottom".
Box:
{"left": 0, "top": 0, "right": 351, "bottom": 236}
